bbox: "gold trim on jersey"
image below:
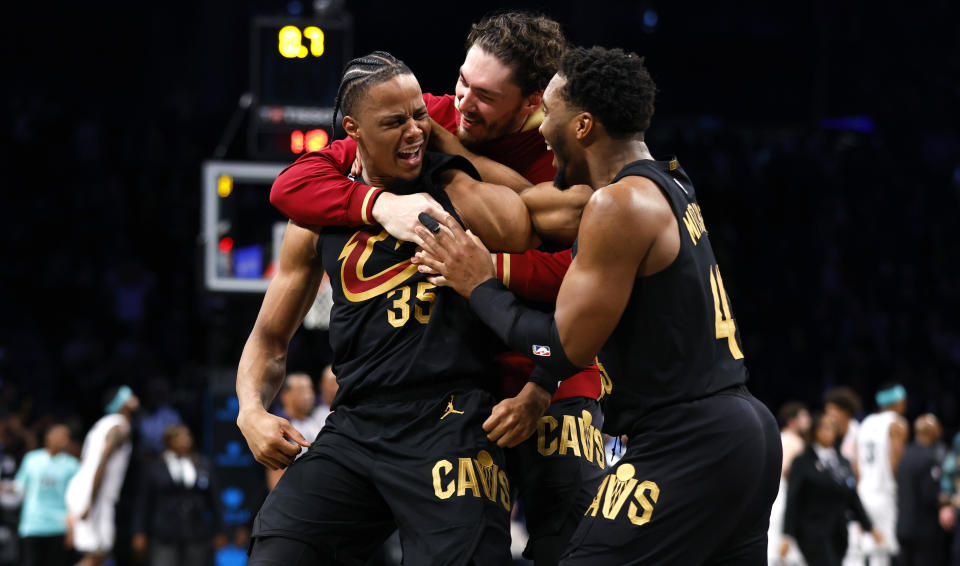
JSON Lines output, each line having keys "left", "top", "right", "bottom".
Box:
{"left": 501, "top": 254, "right": 511, "bottom": 288}
{"left": 360, "top": 188, "right": 377, "bottom": 225}
{"left": 595, "top": 357, "right": 614, "bottom": 399}
{"left": 520, "top": 106, "right": 544, "bottom": 132}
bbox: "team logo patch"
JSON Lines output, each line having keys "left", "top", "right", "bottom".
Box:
{"left": 338, "top": 229, "right": 419, "bottom": 302}
{"left": 532, "top": 345, "right": 551, "bottom": 357}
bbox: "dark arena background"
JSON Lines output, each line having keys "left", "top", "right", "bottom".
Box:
{"left": 2, "top": 0, "right": 959, "bottom": 565}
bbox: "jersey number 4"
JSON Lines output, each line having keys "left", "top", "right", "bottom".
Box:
{"left": 708, "top": 265, "right": 744, "bottom": 360}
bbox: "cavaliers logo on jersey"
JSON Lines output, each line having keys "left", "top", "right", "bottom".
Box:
{"left": 338, "top": 229, "right": 419, "bottom": 302}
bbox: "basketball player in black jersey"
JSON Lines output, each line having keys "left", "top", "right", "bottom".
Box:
{"left": 236, "top": 52, "right": 550, "bottom": 565}
{"left": 414, "top": 46, "right": 782, "bottom": 565}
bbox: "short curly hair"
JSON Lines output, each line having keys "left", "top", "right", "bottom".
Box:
{"left": 466, "top": 11, "right": 566, "bottom": 96}
{"left": 558, "top": 46, "right": 657, "bottom": 137}
{"left": 777, "top": 401, "right": 808, "bottom": 429}
{"left": 824, "top": 386, "right": 863, "bottom": 416}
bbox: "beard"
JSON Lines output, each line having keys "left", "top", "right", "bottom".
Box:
{"left": 554, "top": 162, "right": 572, "bottom": 190}
{"left": 458, "top": 103, "right": 526, "bottom": 148}
{"left": 549, "top": 130, "right": 574, "bottom": 190}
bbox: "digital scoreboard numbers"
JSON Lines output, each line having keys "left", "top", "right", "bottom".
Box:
{"left": 278, "top": 25, "right": 326, "bottom": 58}
{"left": 248, "top": 15, "right": 353, "bottom": 160}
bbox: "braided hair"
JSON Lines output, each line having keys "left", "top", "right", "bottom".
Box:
{"left": 331, "top": 51, "right": 413, "bottom": 143}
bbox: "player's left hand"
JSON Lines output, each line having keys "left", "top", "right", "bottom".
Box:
{"left": 482, "top": 382, "right": 551, "bottom": 448}
{"left": 413, "top": 252, "right": 499, "bottom": 289}
{"left": 412, "top": 213, "right": 495, "bottom": 298}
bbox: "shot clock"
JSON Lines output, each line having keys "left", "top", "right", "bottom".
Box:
{"left": 248, "top": 15, "right": 353, "bottom": 159}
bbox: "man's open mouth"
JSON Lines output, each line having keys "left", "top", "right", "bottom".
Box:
{"left": 397, "top": 143, "right": 423, "bottom": 164}
{"left": 460, "top": 114, "right": 482, "bottom": 130}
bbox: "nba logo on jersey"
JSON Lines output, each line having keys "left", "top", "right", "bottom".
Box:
{"left": 532, "top": 345, "right": 551, "bottom": 357}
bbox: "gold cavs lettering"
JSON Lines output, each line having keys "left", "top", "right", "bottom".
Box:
{"left": 537, "top": 410, "right": 606, "bottom": 470}
{"left": 432, "top": 450, "right": 510, "bottom": 511}
{"left": 584, "top": 464, "right": 660, "bottom": 526}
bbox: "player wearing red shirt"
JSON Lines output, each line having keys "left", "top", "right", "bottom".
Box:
{"left": 269, "top": 13, "right": 601, "bottom": 566}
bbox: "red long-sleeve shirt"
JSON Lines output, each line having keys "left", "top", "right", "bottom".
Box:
{"left": 270, "top": 93, "right": 555, "bottom": 225}
{"left": 269, "top": 92, "right": 599, "bottom": 402}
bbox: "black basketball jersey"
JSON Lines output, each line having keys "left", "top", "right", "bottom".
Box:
{"left": 576, "top": 158, "right": 748, "bottom": 435}
{"left": 318, "top": 152, "right": 505, "bottom": 408}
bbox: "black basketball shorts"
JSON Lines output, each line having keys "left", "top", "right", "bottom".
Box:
{"left": 508, "top": 396, "right": 606, "bottom": 566}
{"left": 250, "top": 386, "right": 512, "bottom": 566}
{"left": 560, "top": 386, "right": 781, "bottom": 566}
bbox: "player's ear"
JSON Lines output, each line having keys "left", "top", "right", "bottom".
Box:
{"left": 575, "top": 112, "right": 594, "bottom": 140}
{"left": 343, "top": 116, "right": 360, "bottom": 140}
{"left": 523, "top": 90, "right": 543, "bottom": 113}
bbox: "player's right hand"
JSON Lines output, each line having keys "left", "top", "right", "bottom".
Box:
{"left": 237, "top": 409, "right": 310, "bottom": 470}
{"left": 482, "top": 382, "right": 551, "bottom": 448}
{"left": 372, "top": 192, "right": 446, "bottom": 242}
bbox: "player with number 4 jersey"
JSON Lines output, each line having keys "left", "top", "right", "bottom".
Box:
{"left": 413, "top": 46, "right": 781, "bottom": 565}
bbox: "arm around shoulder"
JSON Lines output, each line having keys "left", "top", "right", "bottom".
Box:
{"left": 520, "top": 182, "right": 591, "bottom": 246}
{"left": 428, "top": 121, "right": 531, "bottom": 192}
{"left": 494, "top": 248, "right": 572, "bottom": 303}
{"left": 270, "top": 139, "right": 384, "bottom": 226}
{"left": 444, "top": 170, "right": 539, "bottom": 253}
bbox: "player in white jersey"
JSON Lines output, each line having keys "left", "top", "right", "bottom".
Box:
{"left": 769, "top": 402, "right": 810, "bottom": 566}
{"left": 852, "top": 383, "right": 908, "bottom": 566}
{"left": 65, "top": 385, "right": 139, "bottom": 566}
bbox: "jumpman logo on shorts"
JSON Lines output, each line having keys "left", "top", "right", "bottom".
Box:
{"left": 440, "top": 395, "right": 465, "bottom": 420}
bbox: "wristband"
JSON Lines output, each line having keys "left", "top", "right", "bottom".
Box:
{"left": 527, "top": 366, "right": 559, "bottom": 396}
